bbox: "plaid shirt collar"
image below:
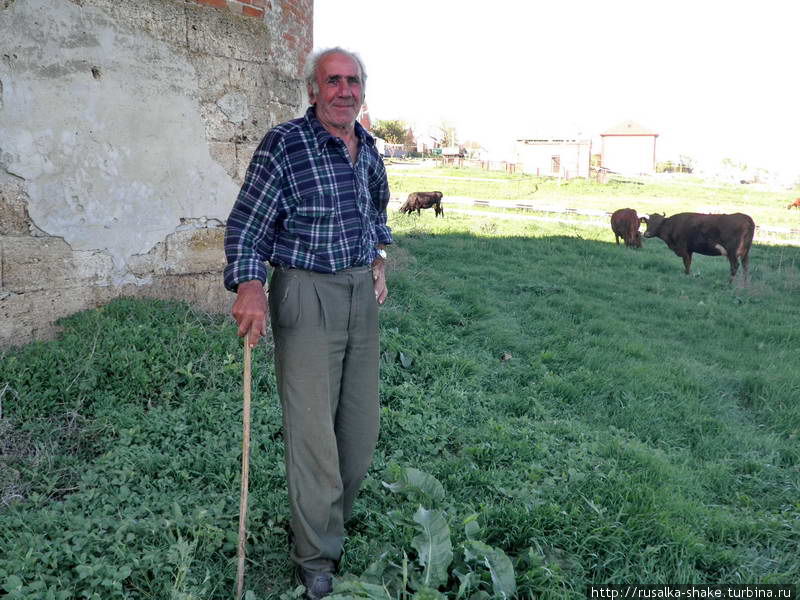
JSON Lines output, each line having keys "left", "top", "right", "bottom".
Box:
{"left": 304, "top": 106, "right": 376, "bottom": 155}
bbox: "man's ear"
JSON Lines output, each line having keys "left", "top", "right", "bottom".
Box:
{"left": 307, "top": 85, "right": 317, "bottom": 106}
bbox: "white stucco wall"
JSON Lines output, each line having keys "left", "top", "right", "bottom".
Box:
{"left": 0, "top": 0, "right": 310, "bottom": 345}
{"left": 2, "top": 0, "right": 249, "bottom": 275}
{"left": 516, "top": 141, "right": 591, "bottom": 179}
{"left": 601, "top": 135, "right": 657, "bottom": 175}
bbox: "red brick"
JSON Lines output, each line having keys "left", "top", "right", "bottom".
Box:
{"left": 192, "top": 0, "right": 227, "bottom": 9}
{"left": 281, "top": 2, "right": 304, "bottom": 22}
{"left": 242, "top": 5, "right": 264, "bottom": 17}
{"left": 248, "top": 0, "right": 267, "bottom": 7}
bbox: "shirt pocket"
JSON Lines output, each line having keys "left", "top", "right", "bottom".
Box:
{"left": 285, "top": 191, "right": 340, "bottom": 252}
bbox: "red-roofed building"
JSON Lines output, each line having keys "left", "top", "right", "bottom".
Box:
{"left": 600, "top": 120, "right": 658, "bottom": 175}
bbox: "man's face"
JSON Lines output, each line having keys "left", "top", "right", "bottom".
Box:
{"left": 309, "top": 52, "right": 363, "bottom": 130}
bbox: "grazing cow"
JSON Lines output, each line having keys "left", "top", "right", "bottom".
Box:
{"left": 787, "top": 198, "right": 800, "bottom": 209}
{"left": 399, "top": 191, "right": 444, "bottom": 217}
{"left": 610, "top": 208, "right": 644, "bottom": 248}
{"left": 642, "top": 212, "right": 755, "bottom": 283}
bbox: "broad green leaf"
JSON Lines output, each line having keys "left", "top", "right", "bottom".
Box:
{"left": 412, "top": 586, "right": 446, "bottom": 600}
{"left": 330, "top": 580, "right": 391, "bottom": 599}
{"left": 463, "top": 513, "right": 481, "bottom": 540}
{"left": 75, "top": 565, "right": 94, "bottom": 580}
{"left": 464, "top": 540, "right": 516, "bottom": 598}
{"left": 359, "top": 552, "right": 391, "bottom": 584}
{"left": 382, "top": 466, "right": 446, "bottom": 504}
{"left": 411, "top": 507, "right": 453, "bottom": 588}
{"left": 455, "top": 571, "right": 478, "bottom": 599}
{"left": 399, "top": 352, "right": 413, "bottom": 369}
{"left": 2, "top": 576, "right": 23, "bottom": 593}
{"left": 385, "top": 509, "right": 410, "bottom": 526}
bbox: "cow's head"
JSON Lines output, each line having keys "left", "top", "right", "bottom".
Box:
{"left": 642, "top": 213, "right": 665, "bottom": 238}
{"left": 633, "top": 230, "right": 643, "bottom": 248}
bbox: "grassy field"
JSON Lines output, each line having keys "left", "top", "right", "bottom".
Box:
{"left": 388, "top": 165, "right": 800, "bottom": 236}
{"left": 2, "top": 174, "right": 800, "bottom": 599}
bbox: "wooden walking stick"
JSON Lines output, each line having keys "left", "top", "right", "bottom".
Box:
{"left": 236, "top": 336, "right": 252, "bottom": 599}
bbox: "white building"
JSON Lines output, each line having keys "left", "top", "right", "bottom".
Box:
{"left": 600, "top": 121, "right": 659, "bottom": 175}
{"left": 515, "top": 136, "right": 592, "bottom": 179}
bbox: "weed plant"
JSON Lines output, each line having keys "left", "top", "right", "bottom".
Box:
{"left": 1, "top": 210, "right": 799, "bottom": 598}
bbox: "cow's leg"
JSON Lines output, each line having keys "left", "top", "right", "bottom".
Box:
{"left": 681, "top": 252, "right": 692, "bottom": 274}
{"left": 614, "top": 234, "right": 620, "bottom": 245}
{"left": 727, "top": 254, "right": 740, "bottom": 283}
{"left": 741, "top": 252, "right": 750, "bottom": 281}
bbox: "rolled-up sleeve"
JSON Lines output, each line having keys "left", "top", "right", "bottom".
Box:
{"left": 223, "top": 134, "right": 284, "bottom": 292}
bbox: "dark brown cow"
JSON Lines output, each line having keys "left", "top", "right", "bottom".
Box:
{"left": 399, "top": 191, "right": 444, "bottom": 217}
{"left": 610, "top": 208, "right": 644, "bottom": 248}
{"left": 787, "top": 198, "right": 800, "bottom": 209}
{"left": 642, "top": 212, "right": 755, "bottom": 283}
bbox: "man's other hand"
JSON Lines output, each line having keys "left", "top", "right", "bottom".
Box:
{"left": 232, "top": 280, "right": 268, "bottom": 347}
{"left": 372, "top": 259, "right": 388, "bottom": 305}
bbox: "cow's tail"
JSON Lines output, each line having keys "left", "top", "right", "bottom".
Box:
{"left": 737, "top": 217, "right": 755, "bottom": 258}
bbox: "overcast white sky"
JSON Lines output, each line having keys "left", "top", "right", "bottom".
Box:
{"left": 314, "top": 0, "right": 798, "bottom": 179}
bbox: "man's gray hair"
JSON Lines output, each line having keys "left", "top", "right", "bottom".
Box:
{"left": 304, "top": 46, "right": 367, "bottom": 96}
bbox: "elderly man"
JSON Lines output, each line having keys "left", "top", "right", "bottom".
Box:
{"left": 223, "top": 47, "right": 391, "bottom": 598}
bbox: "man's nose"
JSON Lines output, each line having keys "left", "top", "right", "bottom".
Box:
{"left": 336, "top": 80, "right": 353, "bottom": 95}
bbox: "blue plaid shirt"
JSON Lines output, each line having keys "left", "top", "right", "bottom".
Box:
{"left": 223, "top": 107, "right": 392, "bottom": 291}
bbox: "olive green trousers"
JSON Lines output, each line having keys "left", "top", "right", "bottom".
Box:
{"left": 269, "top": 265, "right": 380, "bottom": 572}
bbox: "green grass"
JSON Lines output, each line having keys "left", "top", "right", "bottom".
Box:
{"left": 388, "top": 165, "right": 800, "bottom": 233}
{"left": 2, "top": 208, "right": 800, "bottom": 598}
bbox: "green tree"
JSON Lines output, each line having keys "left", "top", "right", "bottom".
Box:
{"left": 372, "top": 119, "right": 408, "bottom": 144}
{"left": 438, "top": 120, "right": 458, "bottom": 147}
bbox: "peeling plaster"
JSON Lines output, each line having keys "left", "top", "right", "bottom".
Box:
{"left": 0, "top": 0, "right": 238, "bottom": 273}
{"left": 217, "top": 92, "right": 249, "bottom": 124}
{"left": 177, "top": 216, "right": 225, "bottom": 231}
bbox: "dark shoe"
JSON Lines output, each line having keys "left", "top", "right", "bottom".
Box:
{"left": 294, "top": 566, "right": 333, "bottom": 600}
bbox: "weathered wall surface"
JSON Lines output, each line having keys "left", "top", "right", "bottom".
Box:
{"left": 0, "top": 0, "right": 313, "bottom": 346}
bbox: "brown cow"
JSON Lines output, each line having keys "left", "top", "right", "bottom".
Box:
{"left": 399, "top": 191, "right": 444, "bottom": 217}
{"left": 610, "top": 208, "right": 644, "bottom": 248}
{"left": 787, "top": 198, "right": 800, "bottom": 209}
{"left": 642, "top": 212, "right": 755, "bottom": 283}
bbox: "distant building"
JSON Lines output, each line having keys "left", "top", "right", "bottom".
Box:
{"left": 462, "top": 140, "right": 485, "bottom": 159}
{"left": 600, "top": 121, "right": 658, "bottom": 175}
{"left": 414, "top": 132, "right": 440, "bottom": 155}
{"left": 514, "top": 136, "right": 592, "bottom": 179}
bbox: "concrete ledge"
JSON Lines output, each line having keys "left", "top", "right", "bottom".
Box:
{"left": 1, "top": 272, "right": 234, "bottom": 349}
